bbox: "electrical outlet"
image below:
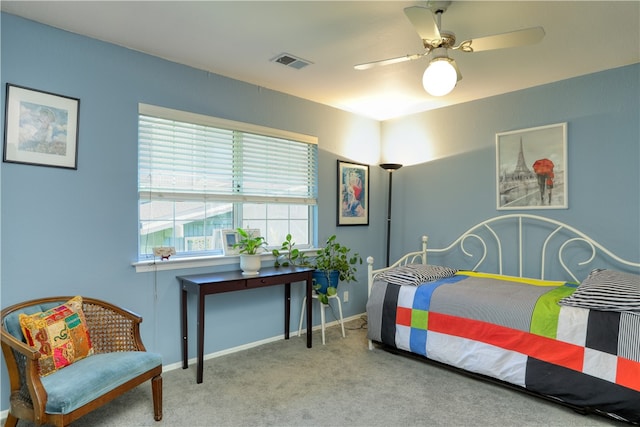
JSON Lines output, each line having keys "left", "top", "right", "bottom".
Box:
{"left": 343, "top": 291, "right": 349, "bottom": 303}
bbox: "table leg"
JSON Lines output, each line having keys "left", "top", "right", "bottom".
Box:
{"left": 306, "top": 273, "right": 312, "bottom": 348}
{"left": 197, "top": 291, "right": 205, "bottom": 384}
{"left": 181, "top": 286, "right": 188, "bottom": 369}
{"left": 284, "top": 282, "right": 291, "bottom": 339}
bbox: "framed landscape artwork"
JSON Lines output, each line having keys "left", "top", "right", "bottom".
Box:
{"left": 496, "top": 122, "right": 567, "bottom": 210}
{"left": 337, "top": 160, "right": 369, "bottom": 226}
{"left": 3, "top": 84, "right": 80, "bottom": 169}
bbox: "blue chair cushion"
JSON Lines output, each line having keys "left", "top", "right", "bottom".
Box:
{"left": 40, "top": 351, "right": 162, "bottom": 414}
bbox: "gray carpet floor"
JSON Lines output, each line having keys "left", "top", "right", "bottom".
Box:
{"left": 11, "top": 318, "right": 624, "bottom": 426}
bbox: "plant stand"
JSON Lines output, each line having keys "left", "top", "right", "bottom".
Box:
{"left": 297, "top": 293, "right": 345, "bottom": 345}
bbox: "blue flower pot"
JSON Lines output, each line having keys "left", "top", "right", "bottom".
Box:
{"left": 312, "top": 270, "right": 340, "bottom": 294}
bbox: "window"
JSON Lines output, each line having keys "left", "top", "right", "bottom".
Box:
{"left": 138, "top": 104, "right": 318, "bottom": 260}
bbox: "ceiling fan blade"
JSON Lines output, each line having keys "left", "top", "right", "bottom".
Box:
{"left": 354, "top": 53, "right": 425, "bottom": 71}
{"left": 456, "top": 27, "right": 545, "bottom": 52}
{"left": 404, "top": 6, "right": 441, "bottom": 42}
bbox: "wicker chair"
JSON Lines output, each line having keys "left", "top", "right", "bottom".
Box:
{"left": 1, "top": 296, "right": 162, "bottom": 426}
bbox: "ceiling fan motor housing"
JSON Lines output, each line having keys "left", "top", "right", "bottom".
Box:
{"left": 423, "top": 30, "right": 456, "bottom": 50}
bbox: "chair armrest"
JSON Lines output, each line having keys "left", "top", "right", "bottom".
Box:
{"left": 81, "top": 298, "right": 147, "bottom": 352}
{"left": 1, "top": 328, "right": 40, "bottom": 360}
{"left": 1, "top": 330, "right": 49, "bottom": 422}
{"left": 1, "top": 329, "right": 41, "bottom": 387}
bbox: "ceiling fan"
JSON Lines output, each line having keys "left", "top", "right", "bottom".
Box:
{"left": 354, "top": 1, "right": 545, "bottom": 96}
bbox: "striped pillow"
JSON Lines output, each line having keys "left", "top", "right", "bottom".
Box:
{"left": 375, "top": 264, "right": 458, "bottom": 286}
{"left": 559, "top": 269, "right": 640, "bottom": 312}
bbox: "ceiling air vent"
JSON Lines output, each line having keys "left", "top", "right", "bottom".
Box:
{"left": 271, "top": 53, "right": 312, "bottom": 70}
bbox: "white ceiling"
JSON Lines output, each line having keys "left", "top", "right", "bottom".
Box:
{"left": 2, "top": 1, "right": 639, "bottom": 121}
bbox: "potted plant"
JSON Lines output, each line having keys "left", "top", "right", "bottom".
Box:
{"left": 311, "top": 235, "right": 362, "bottom": 304}
{"left": 234, "top": 228, "right": 267, "bottom": 275}
{"left": 271, "top": 234, "right": 362, "bottom": 303}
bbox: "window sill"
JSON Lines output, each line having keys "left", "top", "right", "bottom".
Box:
{"left": 132, "top": 248, "right": 318, "bottom": 273}
{"left": 133, "top": 254, "right": 241, "bottom": 273}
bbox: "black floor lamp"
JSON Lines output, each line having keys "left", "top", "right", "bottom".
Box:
{"left": 380, "top": 163, "right": 403, "bottom": 267}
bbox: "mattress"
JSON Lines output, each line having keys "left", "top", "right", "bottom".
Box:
{"left": 366, "top": 271, "right": 640, "bottom": 423}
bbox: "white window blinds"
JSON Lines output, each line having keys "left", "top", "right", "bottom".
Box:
{"left": 138, "top": 105, "right": 318, "bottom": 204}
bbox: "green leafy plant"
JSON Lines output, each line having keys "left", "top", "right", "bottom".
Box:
{"left": 272, "top": 234, "right": 310, "bottom": 267}
{"left": 234, "top": 228, "right": 267, "bottom": 255}
{"left": 312, "top": 235, "right": 362, "bottom": 304}
{"left": 271, "top": 233, "right": 362, "bottom": 303}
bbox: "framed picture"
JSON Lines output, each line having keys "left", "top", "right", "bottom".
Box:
{"left": 496, "top": 122, "right": 567, "bottom": 210}
{"left": 3, "top": 84, "right": 80, "bottom": 169}
{"left": 337, "top": 160, "right": 369, "bottom": 226}
{"left": 220, "top": 229, "right": 239, "bottom": 255}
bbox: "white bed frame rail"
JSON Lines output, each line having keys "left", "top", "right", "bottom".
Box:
{"left": 366, "top": 214, "right": 639, "bottom": 351}
{"left": 367, "top": 214, "right": 640, "bottom": 298}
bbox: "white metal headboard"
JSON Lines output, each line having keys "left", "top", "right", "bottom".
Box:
{"left": 367, "top": 214, "right": 640, "bottom": 295}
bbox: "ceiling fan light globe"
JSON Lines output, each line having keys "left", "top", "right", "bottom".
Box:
{"left": 423, "top": 58, "right": 457, "bottom": 96}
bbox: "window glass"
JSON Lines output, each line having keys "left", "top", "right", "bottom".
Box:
{"left": 138, "top": 104, "right": 317, "bottom": 260}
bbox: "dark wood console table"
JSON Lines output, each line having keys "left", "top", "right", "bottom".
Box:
{"left": 177, "top": 266, "right": 314, "bottom": 383}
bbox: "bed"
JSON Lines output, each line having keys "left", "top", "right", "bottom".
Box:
{"left": 366, "top": 214, "right": 640, "bottom": 424}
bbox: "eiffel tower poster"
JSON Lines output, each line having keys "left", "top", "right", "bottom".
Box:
{"left": 496, "top": 123, "right": 568, "bottom": 210}
{"left": 512, "top": 139, "right": 532, "bottom": 179}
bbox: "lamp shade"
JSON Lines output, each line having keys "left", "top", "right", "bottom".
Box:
{"left": 379, "top": 163, "right": 403, "bottom": 172}
{"left": 422, "top": 57, "right": 458, "bottom": 97}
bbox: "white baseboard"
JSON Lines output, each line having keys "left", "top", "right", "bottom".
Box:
{"left": 163, "top": 312, "right": 365, "bottom": 372}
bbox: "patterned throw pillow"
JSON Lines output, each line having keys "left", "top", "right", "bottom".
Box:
{"left": 375, "top": 263, "right": 458, "bottom": 286}
{"left": 19, "top": 296, "right": 94, "bottom": 376}
{"left": 559, "top": 269, "right": 640, "bottom": 312}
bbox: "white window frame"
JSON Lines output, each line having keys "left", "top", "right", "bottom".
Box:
{"left": 134, "top": 104, "right": 318, "bottom": 272}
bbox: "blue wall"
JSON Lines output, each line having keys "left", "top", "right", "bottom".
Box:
{"left": 382, "top": 64, "right": 639, "bottom": 267}
{"left": 2, "top": 12, "right": 639, "bottom": 413}
{"left": 0, "top": 13, "right": 384, "bottom": 409}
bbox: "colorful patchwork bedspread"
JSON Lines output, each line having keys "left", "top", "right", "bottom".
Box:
{"left": 366, "top": 272, "right": 640, "bottom": 423}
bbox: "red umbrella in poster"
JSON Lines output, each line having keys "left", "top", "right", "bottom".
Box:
{"left": 532, "top": 158, "right": 554, "bottom": 177}
{"left": 533, "top": 158, "right": 555, "bottom": 204}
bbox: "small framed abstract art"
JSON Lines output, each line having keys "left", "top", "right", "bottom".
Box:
{"left": 220, "top": 229, "right": 240, "bottom": 255}
{"left": 337, "top": 160, "right": 369, "bottom": 226}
